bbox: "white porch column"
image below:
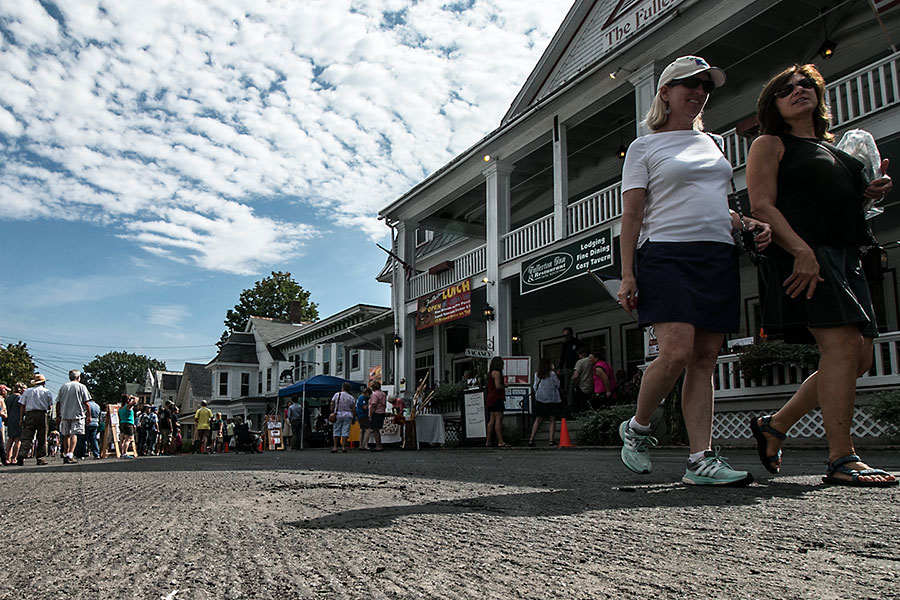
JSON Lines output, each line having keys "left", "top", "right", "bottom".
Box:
{"left": 482, "top": 160, "right": 513, "bottom": 357}
{"left": 628, "top": 63, "right": 656, "bottom": 137}
{"left": 433, "top": 323, "right": 445, "bottom": 385}
{"left": 392, "top": 221, "right": 417, "bottom": 396}
{"left": 552, "top": 116, "right": 568, "bottom": 241}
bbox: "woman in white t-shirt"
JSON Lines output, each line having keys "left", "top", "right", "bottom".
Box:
{"left": 616, "top": 56, "right": 772, "bottom": 486}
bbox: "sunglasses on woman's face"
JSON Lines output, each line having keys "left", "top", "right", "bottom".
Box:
{"left": 774, "top": 76, "right": 816, "bottom": 98}
{"left": 668, "top": 76, "right": 715, "bottom": 93}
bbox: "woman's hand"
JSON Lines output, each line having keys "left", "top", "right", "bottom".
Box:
{"left": 743, "top": 218, "right": 772, "bottom": 251}
{"left": 864, "top": 158, "right": 892, "bottom": 200}
{"left": 617, "top": 276, "right": 638, "bottom": 314}
{"left": 785, "top": 247, "right": 823, "bottom": 299}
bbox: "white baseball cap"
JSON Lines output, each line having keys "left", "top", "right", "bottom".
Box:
{"left": 657, "top": 56, "right": 726, "bottom": 92}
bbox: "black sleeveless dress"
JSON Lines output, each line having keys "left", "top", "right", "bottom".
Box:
{"left": 758, "top": 135, "right": 878, "bottom": 343}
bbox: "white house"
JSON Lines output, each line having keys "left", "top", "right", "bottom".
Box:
{"left": 378, "top": 0, "right": 900, "bottom": 442}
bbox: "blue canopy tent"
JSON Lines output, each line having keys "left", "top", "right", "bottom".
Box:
{"left": 278, "top": 375, "right": 366, "bottom": 449}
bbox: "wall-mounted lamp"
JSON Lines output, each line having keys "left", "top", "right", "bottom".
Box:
{"left": 511, "top": 334, "right": 521, "bottom": 343}
{"left": 609, "top": 67, "right": 633, "bottom": 79}
{"left": 616, "top": 118, "right": 627, "bottom": 160}
{"left": 819, "top": 39, "right": 836, "bottom": 60}
{"left": 483, "top": 305, "right": 495, "bottom": 321}
{"left": 481, "top": 277, "right": 495, "bottom": 285}
{"left": 483, "top": 154, "right": 493, "bottom": 162}
{"left": 393, "top": 334, "right": 402, "bottom": 348}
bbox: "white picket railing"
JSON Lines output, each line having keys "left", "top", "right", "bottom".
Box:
{"left": 501, "top": 213, "right": 555, "bottom": 262}
{"left": 406, "top": 244, "right": 486, "bottom": 301}
{"left": 828, "top": 51, "right": 900, "bottom": 129}
{"left": 714, "top": 331, "right": 900, "bottom": 400}
{"left": 567, "top": 180, "right": 623, "bottom": 236}
{"left": 718, "top": 127, "right": 752, "bottom": 170}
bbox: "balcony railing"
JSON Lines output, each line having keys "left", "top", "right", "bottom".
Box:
{"left": 407, "top": 243, "right": 486, "bottom": 300}
{"left": 502, "top": 213, "right": 554, "bottom": 262}
{"left": 714, "top": 331, "right": 900, "bottom": 400}
{"left": 567, "top": 180, "right": 623, "bottom": 236}
{"left": 828, "top": 51, "right": 900, "bottom": 129}
{"left": 719, "top": 127, "right": 752, "bottom": 170}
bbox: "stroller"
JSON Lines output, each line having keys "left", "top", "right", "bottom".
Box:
{"left": 232, "top": 417, "right": 262, "bottom": 453}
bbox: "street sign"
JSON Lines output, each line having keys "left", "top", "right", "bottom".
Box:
{"left": 465, "top": 348, "right": 493, "bottom": 359}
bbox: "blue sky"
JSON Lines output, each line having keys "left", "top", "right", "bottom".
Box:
{"left": 0, "top": 0, "right": 571, "bottom": 391}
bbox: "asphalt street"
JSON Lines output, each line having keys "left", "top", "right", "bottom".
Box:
{"left": 1, "top": 445, "right": 897, "bottom": 599}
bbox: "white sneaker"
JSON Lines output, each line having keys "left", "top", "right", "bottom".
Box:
{"left": 619, "top": 420, "right": 658, "bottom": 474}
{"left": 683, "top": 448, "right": 753, "bottom": 486}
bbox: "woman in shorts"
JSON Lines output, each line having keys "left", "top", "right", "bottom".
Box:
{"left": 117, "top": 394, "right": 137, "bottom": 458}
{"left": 527, "top": 358, "right": 562, "bottom": 446}
{"left": 355, "top": 388, "right": 372, "bottom": 450}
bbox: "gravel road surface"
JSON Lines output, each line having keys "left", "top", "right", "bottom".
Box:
{"left": 1, "top": 446, "right": 897, "bottom": 599}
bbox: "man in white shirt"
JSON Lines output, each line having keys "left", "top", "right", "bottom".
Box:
{"left": 56, "top": 370, "right": 92, "bottom": 464}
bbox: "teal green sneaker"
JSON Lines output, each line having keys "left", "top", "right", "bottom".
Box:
{"left": 619, "top": 420, "right": 658, "bottom": 474}
{"left": 683, "top": 448, "right": 754, "bottom": 486}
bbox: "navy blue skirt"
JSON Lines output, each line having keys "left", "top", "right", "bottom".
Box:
{"left": 635, "top": 241, "right": 739, "bottom": 333}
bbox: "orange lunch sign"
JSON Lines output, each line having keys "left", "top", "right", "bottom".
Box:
{"left": 416, "top": 279, "right": 471, "bottom": 330}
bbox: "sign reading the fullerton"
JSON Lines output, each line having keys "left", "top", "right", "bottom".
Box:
{"left": 598, "top": 0, "right": 684, "bottom": 56}
{"left": 520, "top": 229, "right": 613, "bottom": 295}
{"left": 416, "top": 279, "right": 472, "bottom": 330}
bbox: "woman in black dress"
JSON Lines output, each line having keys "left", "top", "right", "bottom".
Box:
{"left": 746, "top": 63, "right": 896, "bottom": 487}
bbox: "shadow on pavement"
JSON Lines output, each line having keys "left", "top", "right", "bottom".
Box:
{"left": 285, "top": 480, "right": 822, "bottom": 530}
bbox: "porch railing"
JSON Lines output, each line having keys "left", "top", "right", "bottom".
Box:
{"left": 719, "top": 127, "right": 751, "bottom": 170}
{"left": 714, "top": 331, "right": 900, "bottom": 400}
{"left": 567, "top": 180, "right": 623, "bottom": 236}
{"left": 407, "top": 244, "right": 486, "bottom": 300}
{"left": 501, "top": 213, "right": 555, "bottom": 262}
{"left": 828, "top": 51, "right": 900, "bottom": 129}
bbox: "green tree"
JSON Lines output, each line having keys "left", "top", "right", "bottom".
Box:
{"left": 0, "top": 341, "right": 37, "bottom": 388}
{"left": 82, "top": 351, "right": 166, "bottom": 406}
{"left": 219, "top": 271, "right": 318, "bottom": 345}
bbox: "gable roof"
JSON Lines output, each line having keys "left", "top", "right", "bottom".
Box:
{"left": 504, "top": 0, "right": 687, "bottom": 123}
{"left": 247, "top": 316, "right": 303, "bottom": 343}
{"left": 182, "top": 362, "right": 212, "bottom": 399}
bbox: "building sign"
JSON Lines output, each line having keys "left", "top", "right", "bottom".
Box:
{"left": 600, "top": 0, "right": 685, "bottom": 55}
{"left": 416, "top": 279, "right": 472, "bottom": 330}
{"left": 520, "top": 229, "right": 613, "bottom": 295}
{"left": 465, "top": 348, "right": 493, "bottom": 359}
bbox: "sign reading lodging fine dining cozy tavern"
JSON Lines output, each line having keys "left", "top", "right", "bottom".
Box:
{"left": 416, "top": 279, "right": 472, "bottom": 330}
{"left": 520, "top": 229, "right": 613, "bottom": 295}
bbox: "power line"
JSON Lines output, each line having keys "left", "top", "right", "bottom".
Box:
{"left": 0, "top": 335, "right": 213, "bottom": 350}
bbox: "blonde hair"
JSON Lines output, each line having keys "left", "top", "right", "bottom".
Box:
{"left": 643, "top": 88, "right": 704, "bottom": 131}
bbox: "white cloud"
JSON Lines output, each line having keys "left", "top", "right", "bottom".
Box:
{"left": 148, "top": 305, "right": 191, "bottom": 328}
{"left": 0, "top": 0, "right": 571, "bottom": 273}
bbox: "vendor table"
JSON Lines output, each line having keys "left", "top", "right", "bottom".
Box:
{"left": 414, "top": 414, "right": 445, "bottom": 446}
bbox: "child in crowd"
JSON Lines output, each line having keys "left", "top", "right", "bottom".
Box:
{"left": 172, "top": 426, "right": 183, "bottom": 454}
{"left": 47, "top": 430, "right": 60, "bottom": 457}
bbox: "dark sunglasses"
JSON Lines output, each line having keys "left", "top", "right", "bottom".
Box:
{"left": 667, "top": 76, "right": 715, "bottom": 93}
{"left": 774, "top": 76, "right": 816, "bottom": 98}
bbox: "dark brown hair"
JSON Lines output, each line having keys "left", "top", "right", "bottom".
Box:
{"left": 488, "top": 356, "right": 504, "bottom": 374}
{"left": 756, "top": 63, "right": 833, "bottom": 142}
{"left": 537, "top": 357, "right": 552, "bottom": 380}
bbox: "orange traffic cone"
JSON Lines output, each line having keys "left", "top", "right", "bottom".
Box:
{"left": 558, "top": 418, "right": 575, "bottom": 447}
{"left": 224, "top": 441, "right": 229, "bottom": 453}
